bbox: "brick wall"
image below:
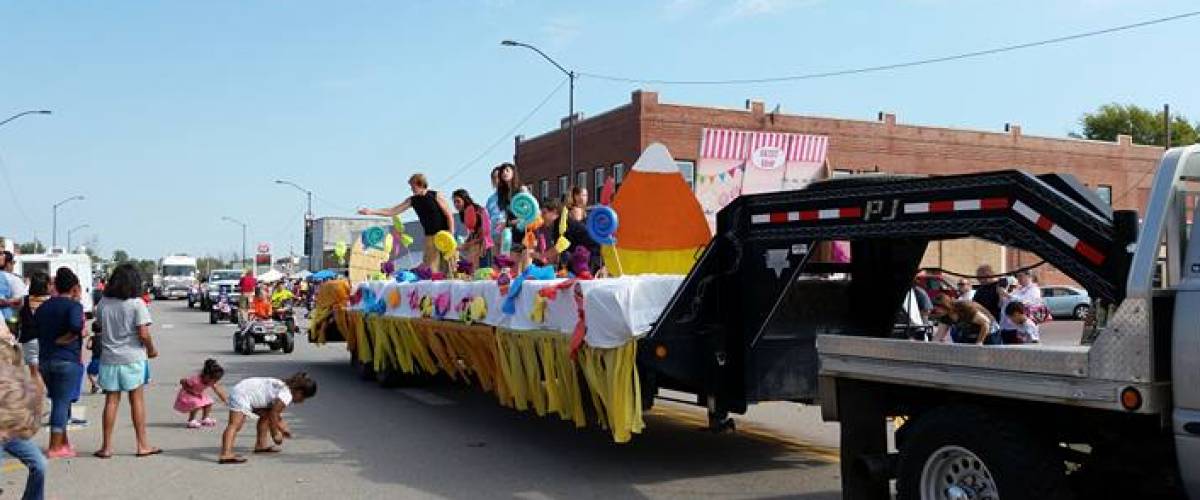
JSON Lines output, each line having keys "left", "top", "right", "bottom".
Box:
{"left": 515, "top": 90, "right": 1167, "bottom": 285}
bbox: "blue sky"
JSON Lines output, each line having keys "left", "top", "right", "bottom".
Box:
{"left": 1, "top": 0, "right": 1196, "bottom": 259}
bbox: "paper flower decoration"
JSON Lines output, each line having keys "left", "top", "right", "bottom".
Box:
{"left": 433, "top": 230, "right": 457, "bottom": 256}
{"left": 510, "top": 192, "right": 540, "bottom": 226}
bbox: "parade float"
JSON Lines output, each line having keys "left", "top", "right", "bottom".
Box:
{"left": 311, "top": 135, "right": 830, "bottom": 443}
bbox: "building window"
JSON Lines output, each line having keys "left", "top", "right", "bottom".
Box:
{"left": 540, "top": 179, "right": 550, "bottom": 201}
{"left": 676, "top": 160, "right": 696, "bottom": 190}
{"left": 594, "top": 167, "right": 606, "bottom": 191}
{"left": 1096, "top": 184, "right": 1112, "bottom": 205}
{"left": 577, "top": 171, "right": 588, "bottom": 192}
{"left": 558, "top": 175, "right": 569, "bottom": 201}
{"left": 613, "top": 163, "right": 626, "bottom": 185}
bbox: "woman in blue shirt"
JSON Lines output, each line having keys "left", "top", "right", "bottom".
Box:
{"left": 35, "top": 267, "right": 85, "bottom": 459}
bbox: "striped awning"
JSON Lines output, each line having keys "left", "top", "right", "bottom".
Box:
{"left": 700, "top": 128, "right": 828, "bottom": 163}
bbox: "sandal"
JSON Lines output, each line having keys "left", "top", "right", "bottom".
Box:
{"left": 218, "top": 456, "right": 247, "bottom": 464}
{"left": 253, "top": 446, "right": 282, "bottom": 454}
{"left": 93, "top": 450, "right": 113, "bottom": 459}
{"left": 135, "top": 448, "right": 163, "bottom": 458}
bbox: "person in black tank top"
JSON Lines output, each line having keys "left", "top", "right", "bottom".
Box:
{"left": 358, "top": 173, "right": 456, "bottom": 272}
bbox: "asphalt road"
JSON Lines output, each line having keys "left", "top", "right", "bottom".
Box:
{"left": 3, "top": 301, "right": 849, "bottom": 500}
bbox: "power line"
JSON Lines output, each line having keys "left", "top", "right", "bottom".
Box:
{"left": 580, "top": 10, "right": 1200, "bottom": 85}
{"left": 437, "top": 77, "right": 569, "bottom": 187}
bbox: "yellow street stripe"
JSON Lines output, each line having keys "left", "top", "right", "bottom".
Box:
{"left": 647, "top": 405, "right": 841, "bottom": 462}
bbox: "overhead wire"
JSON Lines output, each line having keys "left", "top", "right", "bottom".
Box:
{"left": 579, "top": 10, "right": 1200, "bottom": 85}
{"left": 437, "top": 77, "right": 569, "bottom": 187}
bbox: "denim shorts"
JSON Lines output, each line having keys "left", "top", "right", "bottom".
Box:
{"left": 98, "top": 360, "right": 147, "bottom": 392}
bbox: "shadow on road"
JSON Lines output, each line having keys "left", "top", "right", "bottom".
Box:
{"left": 208, "top": 349, "right": 841, "bottom": 498}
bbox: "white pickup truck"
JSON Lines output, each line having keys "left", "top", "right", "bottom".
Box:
{"left": 643, "top": 145, "right": 1200, "bottom": 498}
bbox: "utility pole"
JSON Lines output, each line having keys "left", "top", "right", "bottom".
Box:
{"left": 1164, "top": 103, "right": 1171, "bottom": 149}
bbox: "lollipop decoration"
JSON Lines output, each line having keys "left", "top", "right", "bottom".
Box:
{"left": 361, "top": 226, "right": 387, "bottom": 250}
{"left": 510, "top": 192, "right": 540, "bottom": 226}
{"left": 588, "top": 203, "right": 623, "bottom": 275}
{"left": 586, "top": 206, "right": 619, "bottom": 245}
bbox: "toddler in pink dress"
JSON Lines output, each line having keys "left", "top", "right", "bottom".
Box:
{"left": 174, "top": 359, "right": 229, "bottom": 428}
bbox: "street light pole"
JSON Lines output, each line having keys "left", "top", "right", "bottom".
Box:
{"left": 52, "top": 195, "right": 84, "bottom": 249}
{"left": 273, "top": 179, "right": 313, "bottom": 220}
{"left": 67, "top": 223, "right": 90, "bottom": 251}
{"left": 501, "top": 40, "right": 576, "bottom": 183}
{"left": 0, "top": 110, "right": 51, "bottom": 130}
{"left": 221, "top": 216, "right": 247, "bottom": 268}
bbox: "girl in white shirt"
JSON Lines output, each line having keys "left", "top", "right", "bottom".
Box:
{"left": 218, "top": 372, "right": 317, "bottom": 464}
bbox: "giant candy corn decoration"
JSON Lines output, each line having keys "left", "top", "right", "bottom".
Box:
{"left": 601, "top": 143, "right": 710, "bottom": 275}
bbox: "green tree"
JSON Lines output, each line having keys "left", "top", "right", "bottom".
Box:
{"left": 1076, "top": 103, "right": 1198, "bottom": 147}
{"left": 16, "top": 241, "right": 45, "bottom": 254}
{"left": 111, "top": 249, "right": 130, "bottom": 264}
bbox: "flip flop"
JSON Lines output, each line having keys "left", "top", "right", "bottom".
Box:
{"left": 253, "top": 446, "right": 282, "bottom": 454}
{"left": 135, "top": 448, "right": 163, "bottom": 458}
{"left": 218, "top": 456, "right": 247, "bottom": 464}
{"left": 93, "top": 451, "right": 112, "bottom": 459}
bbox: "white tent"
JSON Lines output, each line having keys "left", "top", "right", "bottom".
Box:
{"left": 257, "top": 268, "right": 285, "bottom": 283}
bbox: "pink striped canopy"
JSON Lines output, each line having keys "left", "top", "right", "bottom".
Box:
{"left": 699, "top": 128, "right": 828, "bottom": 163}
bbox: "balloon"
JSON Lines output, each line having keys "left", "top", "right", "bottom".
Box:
{"left": 586, "top": 206, "right": 619, "bottom": 246}
{"left": 555, "top": 236, "right": 571, "bottom": 253}
{"left": 383, "top": 233, "right": 394, "bottom": 255}
{"left": 464, "top": 206, "right": 479, "bottom": 232}
{"left": 334, "top": 241, "right": 348, "bottom": 263}
{"left": 601, "top": 175, "right": 616, "bottom": 206}
{"left": 433, "top": 230, "right": 457, "bottom": 256}
{"left": 361, "top": 226, "right": 387, "bottom": 250}
{"left": 555, "top": 207, "right": 570, "bottom": 252}
{"left": 500, "top": 228, "right": 513, "bottom": 254}
{"left": 510, "top": 192, "right": 540, "bottom": 226}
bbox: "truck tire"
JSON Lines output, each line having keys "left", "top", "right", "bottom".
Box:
{"left": 896, "top": 406, "right": 1071, "bottom": 500}
{"left": 209, "top": 311, "right": 218, "bottom": 324}
{"left": 233, "top": 333, "right": 243, "bottom": 354}
{"left": 282, "top": 333, "right": 295, "bottom": 354}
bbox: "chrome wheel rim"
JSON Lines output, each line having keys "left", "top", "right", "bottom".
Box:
{"left": 920, "top": 445, "right": 998, "bottom": 500}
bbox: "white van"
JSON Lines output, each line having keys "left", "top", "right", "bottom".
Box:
{"left": 14, "top": 250, "right": 95, "bottom": 316}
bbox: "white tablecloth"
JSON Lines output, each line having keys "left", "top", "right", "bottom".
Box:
{"left": 355, "top": 275, "right": 683, "bottom": 348}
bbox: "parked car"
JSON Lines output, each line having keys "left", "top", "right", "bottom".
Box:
{"left": 1041, "top": 285, "right": 1090, "bottom": 319}
{"left": 914, "top": 273, "right": 958, "bottom": 303}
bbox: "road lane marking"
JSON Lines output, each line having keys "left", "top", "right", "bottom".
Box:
{"left": 397, "top": 388, "right": 455, "bottom": 406}
{"left": 647, "top": 405, "right": 840, "bottom": 462}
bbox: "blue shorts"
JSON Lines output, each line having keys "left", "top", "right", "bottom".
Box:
{"left": 98, "top": 360, "right": 147, "bottom": 392}
{"left": 86, "top": 358, "right": 100, "bottom": 376}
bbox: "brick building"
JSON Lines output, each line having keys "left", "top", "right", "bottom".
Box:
{"left": 514, "top": 90, "right": 1164, "bottom": 284}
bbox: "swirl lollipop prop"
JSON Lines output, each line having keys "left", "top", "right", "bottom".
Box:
{"left": 587, "top": 206, "right": 623, "bottom": 275}
{"left": 361, "top": 226, "right": 387, "bottom": 250}
{"left": 510, "top": 192, "right": 540, "bottom": 227}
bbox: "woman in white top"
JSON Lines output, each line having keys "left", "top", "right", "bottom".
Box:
{"left": 999, "top": 271, "right": 1044, "bottom": 330}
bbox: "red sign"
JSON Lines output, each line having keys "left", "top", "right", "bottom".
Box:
{"left": 257, "top": 242, "right": 270, "bottom": 254}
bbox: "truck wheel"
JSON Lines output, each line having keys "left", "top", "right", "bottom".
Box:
{"left": 209, "top": 311, "right": 218, "bottom": 324}
{"left": 233, "top": 333, "right": 243, "bottom": 354}
{"left": 282, "top": 334, "right": 295, "bottom": 354}
{"left": 896, "top": 406, "right": 1070, "bottom": 500}
{"left": 241, "top": 334, "right": 255, "bottom": 355}
{"left": 1073, "top": 304, "right": 1090, "bottom": 320}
